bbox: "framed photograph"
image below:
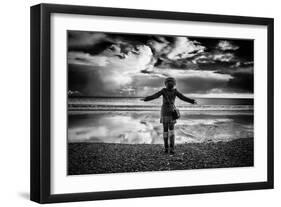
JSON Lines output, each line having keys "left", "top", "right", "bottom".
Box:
{"left": 30, "top": 3, "right": 274, "bottom": 203}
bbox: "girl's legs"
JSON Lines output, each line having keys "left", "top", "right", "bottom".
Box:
{"left": 163, "top": 123, "right": 169, "bottom": 152}
{"left": 169, "top": 123, "right": 175, "bottom": 153}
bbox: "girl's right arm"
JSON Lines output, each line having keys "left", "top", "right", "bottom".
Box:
{"left": 141, "top": 89, "right": 163, "bottom": 101}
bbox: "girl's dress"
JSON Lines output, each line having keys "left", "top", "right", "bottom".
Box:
{"left": 144, "top": 88, "right": 195, "bottom": 125}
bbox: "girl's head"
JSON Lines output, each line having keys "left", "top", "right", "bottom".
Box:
{"left": 165, "top": 77, "right": 176, "bottom": 89}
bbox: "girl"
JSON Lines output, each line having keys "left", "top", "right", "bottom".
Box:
{"left": 141, "top": 77, "right": 196, "bottom": 154}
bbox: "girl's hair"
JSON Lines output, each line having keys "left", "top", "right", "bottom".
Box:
{"left": 164, "top": 77, "right": 176, "bottom": 86}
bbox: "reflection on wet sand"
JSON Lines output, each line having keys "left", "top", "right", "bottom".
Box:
{"left": 68, "top": 111, "right": 253, "bottom": 144}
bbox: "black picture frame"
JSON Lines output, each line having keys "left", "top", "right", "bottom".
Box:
{"left": 30, "top": 3, "right": 274, "bottom": 204}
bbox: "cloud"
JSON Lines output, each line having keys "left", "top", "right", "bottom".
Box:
{"left": 131, "top": 69, "right": 233, "bottom": 96}
{"left": 177, "top": 76, "right": 229, "bottom": 94}
{"left": 67, "top": 31, "right": 254, "bottom": 97}
{"left": 231, "top": 61, "right": 254, "bottom": 68}
{"left": 148, "top": 38, "right": 169, "bottom": 54}
{"left": 227, "top": 71, "right": 254, "bottom": 93}
{"left": 167, "top": 37, "right": 205, "bottom": 60}
{"left": 147, "top": 37, "right": 205, "bottom": 62}
{"left": 68, "top": 45, "right": 155, "bottom": 96}
{"left": 68, "top": 31, "right": 107, "bottom": 47}
{"left": 103, "top": 41, "right": 142, "bottom": 59}
{"left": 68, "top": 32, "right": 207, "bottom": 71}
{"left": 212, "top": 52, "right": 235, "bottom": 62}
{"left": 192, "top": 51, "right": 238, "bottom": 66}
{"left": 216, "top": 40, "right": 239, "bottom": 51}
{"left": 68, "top": 52, "right": 109, "bottom": 66}
{"left": 148, "top": 68, "right": 232, "bottom": 80}
{"left": 186, "top": 91, "right": 254, "bottom": 98}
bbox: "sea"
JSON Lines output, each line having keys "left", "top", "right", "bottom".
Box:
{"left": 68, "top": 97, "right": 254, "bottom": 144}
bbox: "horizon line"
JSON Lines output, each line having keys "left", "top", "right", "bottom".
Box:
{"left": 68, "top": 95, "right": 254, "bottom": 99}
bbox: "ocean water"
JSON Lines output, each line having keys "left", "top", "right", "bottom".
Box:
{"left": 68, "top": 97, "right": 253, "bottom": 111}
{"left": 68, "top": 97, "right": 254, "bottom": 144}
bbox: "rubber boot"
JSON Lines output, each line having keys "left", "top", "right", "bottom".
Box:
{"left": 169, "top": 130, "right": 175, "bottom": 154}
{"left": 163, "top": 132, "right": 169, "bottom": 153}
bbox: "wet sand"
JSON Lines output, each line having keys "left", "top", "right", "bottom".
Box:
{"left": 68, "top": 111, "right": 253, "bottom": 144}
{"left": 68, "top": 138, "right": 253, "bottom": 175}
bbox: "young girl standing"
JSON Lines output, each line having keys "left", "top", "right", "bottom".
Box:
{"left": 141, "top": 77, "right": 196, "bottom": 154}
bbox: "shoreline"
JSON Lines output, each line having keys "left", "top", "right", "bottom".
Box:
{"left": 68, "top": 138, "right": 253, "bottom": 175}
{"left": 68, "top": 109, "right": 254, "bottom": 116}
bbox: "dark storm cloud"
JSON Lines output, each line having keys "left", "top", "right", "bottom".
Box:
{"left": 68, "top": 63, "right": 125, "bottom": 96}
{"left": 68, "top": 64, "right": 102, "bottom": 96}
{"left": 227, "top": 72, "right": 254, "bottom": 93}
{"left": 67, "top": 31, "right": 254, "bottom": 97}
{"left": 68, "top": 32, "right": 113, "bottom": 56}
{"left": 68, "top": 31, "right": 206, "bottom": 66}
{"left": 176, "top": 76, "right": 229, "bottom": 94}
{"left": 68, "top": 31, "right": 151, "bottom": 57}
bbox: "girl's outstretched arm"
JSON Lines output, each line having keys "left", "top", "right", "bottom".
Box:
{"left": 176, "top": 89, "right": 196, "bottom": 104}
{"left": 141, "top": 89, "right": 163, "bottom": 101}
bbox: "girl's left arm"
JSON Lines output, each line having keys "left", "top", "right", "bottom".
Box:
{"left": 142, "top": 89, "right": 163, "bottom": 101}
{"left": 176, "top": 89, "right": 196, "bottom": 104}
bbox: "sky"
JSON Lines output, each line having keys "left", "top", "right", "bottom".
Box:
{"left": 67, "top": 31, "right": 254, "bottom": 98}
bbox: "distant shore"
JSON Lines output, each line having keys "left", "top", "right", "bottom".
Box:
{"left": 68, "top": 138, "right": 253, "bottom": 175}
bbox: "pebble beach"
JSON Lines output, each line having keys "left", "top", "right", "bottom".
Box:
{"left": 68, "top": 138, "right": 253, "bottom": 175}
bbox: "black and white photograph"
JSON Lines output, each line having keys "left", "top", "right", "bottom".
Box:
{"left": 67, "top": 31, "right": 254, "bottom": 175}
{"left": 27, "top": 2, "right": 274, "bottom": 204}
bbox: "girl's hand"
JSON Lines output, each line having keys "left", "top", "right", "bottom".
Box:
{"left": 193, "top": 100, "right": 197, "bottom": 104}
{"left": 140, "top": 98, "right": 146, "bottom": 101}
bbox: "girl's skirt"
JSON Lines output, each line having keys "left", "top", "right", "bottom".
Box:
{"left": 160, "top": 106, "right": 176, "bottom": 125}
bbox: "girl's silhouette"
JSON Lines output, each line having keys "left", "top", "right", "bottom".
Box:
{"left": 141, "top": 77, "right": 196, "bottom": 154}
